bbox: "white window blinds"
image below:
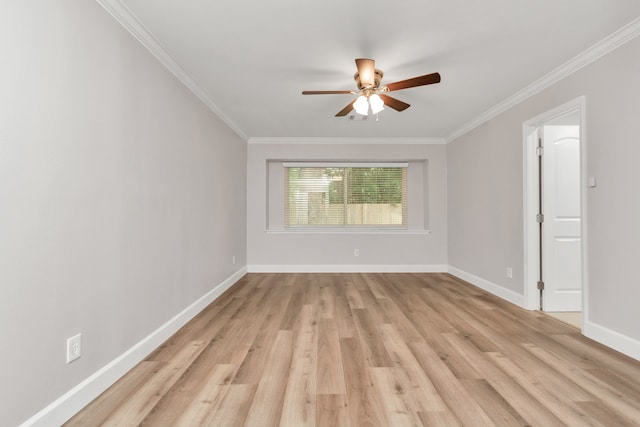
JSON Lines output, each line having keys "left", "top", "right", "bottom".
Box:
{"left": 285, "top": 164, "right": 407, "bottom": 228}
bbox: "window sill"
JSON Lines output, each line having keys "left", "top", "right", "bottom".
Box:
{"left": 265, "top": 229, "right": 432, "bottom": 235}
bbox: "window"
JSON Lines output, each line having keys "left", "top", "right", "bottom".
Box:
{"left": 284, "top": 163, "right": 407, "bottom": 228}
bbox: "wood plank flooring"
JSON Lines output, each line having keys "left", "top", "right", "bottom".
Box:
{"left": 65, "top": 273, "right": 640, "bottom": 426}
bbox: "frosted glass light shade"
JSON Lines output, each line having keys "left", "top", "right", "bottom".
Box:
{"left": 354, "top": 95, "right": 369, "bottom": 115}
{"left": 369, "top": 94, "right": 384, "bottom": 114}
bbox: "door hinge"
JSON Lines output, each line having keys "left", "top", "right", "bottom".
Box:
{"left": 536, "top": 146, "right": 544, "bottom": 156}
{"left": 536, "top": 213, "right": 544, "bottom": 223}
{"left": 537, "top": 281, "right": 545, "bottom": 290}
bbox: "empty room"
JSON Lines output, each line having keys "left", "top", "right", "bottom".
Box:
{"left": 3, "top": 1, "right": 640, "bottom": 426}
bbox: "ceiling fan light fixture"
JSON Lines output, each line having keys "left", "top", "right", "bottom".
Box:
{"left": 354, "top": 95, "right": 369, "bottom": 115}
{"left": 302, "top": 58, "right": 440, "bottom": 117}
{"left": 369, "top": 94, "right": 384, "bottom": 114}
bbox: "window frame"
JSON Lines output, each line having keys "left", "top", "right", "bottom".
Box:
{"left": 283, "top": 162, "right": 409, "bottom": 231}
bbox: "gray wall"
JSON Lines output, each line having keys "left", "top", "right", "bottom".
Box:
{"left": 247, "top": 142, "right": 448, "bottom": 268}
{"left": 0, "top": 2, "right": 247, "bottom": 425}
{"left": 448, "top": 36, "right": 640, "bottom": 343}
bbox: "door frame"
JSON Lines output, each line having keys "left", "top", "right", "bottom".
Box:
{"left": 522, "top": 97, "right": 588, "bottom": 324}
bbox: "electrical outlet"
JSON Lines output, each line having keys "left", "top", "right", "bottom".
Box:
{"left": 232, "top": 255, "right": 236, "bottom": 265}
{"left": 67, "top": 333, "right": 82, "bottom": 364}
{"left": 506, "top": 267, "right": 513, "bottom": 279}
{"left": 354, "top": 249, "right": 360, "bottom": 256}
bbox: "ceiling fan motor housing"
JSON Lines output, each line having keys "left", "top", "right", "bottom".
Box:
{"left": 354, "top": 69, "right": 384, "bottom": 90}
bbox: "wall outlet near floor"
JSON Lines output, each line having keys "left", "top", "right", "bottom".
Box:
{"left": 506, "top": 267, "right": 513, "bottom": 279}
{"left": 232, "top": 255, "right": 236, "bottom": 265}
{"left": 66, "top": 333, "right": 82, "bottom": 364}
{"left": 354, "top": 249, "right": 360, "bottom": 256}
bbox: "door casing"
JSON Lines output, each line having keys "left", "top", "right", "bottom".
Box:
{"left": 522, "top": 97, "right": 588, "bottom": 328}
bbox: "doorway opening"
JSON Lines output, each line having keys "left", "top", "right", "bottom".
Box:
{"left": 523, "top": 97, "right": 587, "bottom": 330}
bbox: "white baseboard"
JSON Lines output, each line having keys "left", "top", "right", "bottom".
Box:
{"left": 20, "top": 267, "right": 247, "bottom": 427}
{"left": 246, "top": 264, "right": 448, "bottom": 273}
{"left": 447, "top": 267, "right": 640, "bottom": 362}
{"left": 447, "top": 266, "right": 525, "bottom": 308}
{"left": 583, "top": 320, "right": 640, "bottom": 362}
{"left": 20, "top": 264, "right": 640, "bottom": 426}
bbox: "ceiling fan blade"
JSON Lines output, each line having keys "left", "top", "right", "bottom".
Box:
{"left": 385, "top": 72, "right": 441, "bottom": 92}
{"left": 302, "top": 90, "right": 355, "bottom": 95}
{"left": 355, "top": 58, "right": 376, "bottom": 87}
{"left": 335, "top": 99, "right": 357, "bottom": 117}
{"left": 379, "top": 94, "right": 410, "bottom": 112}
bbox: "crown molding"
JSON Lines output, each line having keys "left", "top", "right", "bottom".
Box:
{"left": 96, "top": 2, "right": 640, "bottom": 145}
{"left": 446, "top": 16, "right": 640, "bottom": 143}
{"left": 247, "top": 137, "right": 446, "bottom": 145}
{"left": 95, "top": 0, "right": 248, "bottom": 141}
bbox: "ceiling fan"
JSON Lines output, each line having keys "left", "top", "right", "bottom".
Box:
{"left": 302, "top": 58, "right": 441, "bottom": 117}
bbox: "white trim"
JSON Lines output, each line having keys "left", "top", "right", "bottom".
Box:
{"left": 448, "top": 265, "right": 640, "bottom": 362}
{"left": 522, "top": 123, "right": 540, "bottom": 310}
{"left": 265, "top": 229, "right": 431, "bottom": 235}
{"left": 584, "top": 320, "right": 640, "bottom": 362}
{"left": 521, "top": 97, "right": 587, "bottom": 314}
{"left": 95, "top": 0, "right": 248, "bottom": 141}
{"left": 447, "top": 266, "right": 525, "bottom": 308}
{"left": 96, "top": 1, "right": 640, "bottom": 147}
{"left": 18, "top": 263, "right": 640, "bottom": 426}
{"left": 578, "top": 102, "right": 589, "bottom": 332}
{"left": 446, "top": 17, "right": 640, "bottom": 143}
{"left": 247, "top": 264, "right": 447, "bottom": 273}
{"left": 248, "top": 137, "right": 447, "bottom": 145}
{"left": 20, "top": 267, "right": 247, "bottom": 427}
{"left": 522, "top": 96, "right": 586, "bottom": 129}
{"left": 282, "top": 162, "right": 409, "bottom": 168}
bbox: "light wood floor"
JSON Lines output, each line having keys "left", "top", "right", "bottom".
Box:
{"left": 66, "top": 273, "right": 640, "bottom": 426}
{"left": 545, "top": 312, "right": 582, "bottom": 329}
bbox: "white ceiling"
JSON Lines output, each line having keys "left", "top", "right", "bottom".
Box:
{"left": 111, "top": 0, "right": 640, "bottom": 140}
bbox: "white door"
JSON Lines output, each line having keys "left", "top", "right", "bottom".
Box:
{"left": 542, "top": 125, "right": 582, "bottom": 311}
